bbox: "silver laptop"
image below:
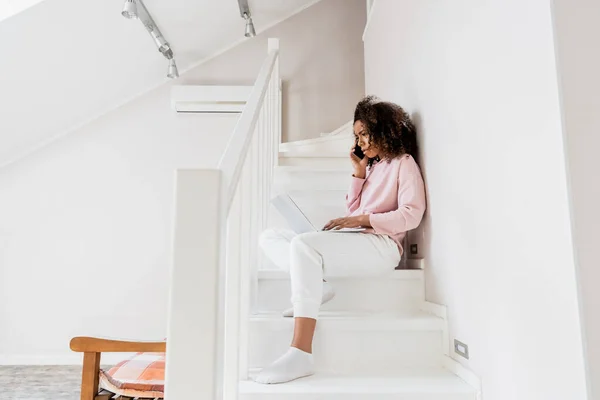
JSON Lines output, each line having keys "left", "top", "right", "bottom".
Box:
{"left": 271, "top": 193, "right": 365, "bottom": 234}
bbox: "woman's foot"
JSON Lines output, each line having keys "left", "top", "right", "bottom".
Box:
{"left": 254, "top": 347, "right": 315, "bottom": 384}
{"left": 282, "top": 281, "right": 335, "bottom": 317}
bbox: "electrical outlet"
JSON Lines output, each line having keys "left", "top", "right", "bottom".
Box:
{"left": 454, "top": 339, "right": 469, "bottom": 359}
{"left": 410, "top": 244, "right": 418, "bottom": 255}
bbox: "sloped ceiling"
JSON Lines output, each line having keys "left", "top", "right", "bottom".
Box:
{"left": 0, "top": 0, "right": 322, "bottom": 168}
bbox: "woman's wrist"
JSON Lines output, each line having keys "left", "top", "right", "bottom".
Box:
{"left": 358, "top": 214, "right": 372, "bottom": 227}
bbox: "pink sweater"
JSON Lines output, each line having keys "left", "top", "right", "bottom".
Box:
{"left": 346, "top": 154, "right": 427, "bottom": 253}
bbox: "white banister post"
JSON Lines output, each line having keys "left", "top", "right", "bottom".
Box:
{"left": 223, "top": 181, "right": 243, "bottom": 400}
{"left": 165, "top": 169, "right": 223, "bottom": 400}
{"left": 278, "top": 78, "right": 282, "bottom": 154}
{"left": 266, "top": 79, "right": 273, "bottom": 192}
{"left": 269, "top": 78, "right": 275, "bottom": 183}
{"left": 249, "top": 135, "right": 260, "bottom": 312}
{"left": 271, "top": 78, "right": 276, "bottom": 179}
{"left": 238, "top": 156, "right": 253, "bottom": 380}
{"left": 256, "top": 114, "right": 263, "bottom": 242}
{"left": 268, "top": 38, "right": 281, "bottom": 165}
{"left": 261, "top": 104, "right": 268, "bottom": 233}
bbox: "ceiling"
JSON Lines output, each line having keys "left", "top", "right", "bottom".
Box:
{"left": 0, "top": 0, "right": 44, "bottom": 21}
{"left": 0, "top": 0, "right": 322, "bottom": 168}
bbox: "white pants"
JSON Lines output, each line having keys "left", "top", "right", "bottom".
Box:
{"left": 258, "top": 229, "right": 401, "bottom": 319}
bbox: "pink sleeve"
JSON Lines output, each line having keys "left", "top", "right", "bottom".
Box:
{"left": 369, "top": 157, "right": 426, "bottom": 235}
{"left": 346, "top": 176, "right": 366, "bottom": 214}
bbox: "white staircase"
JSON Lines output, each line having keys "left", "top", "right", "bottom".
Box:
{"left": 238, "top": 128, "right": 478, "bottom": 399}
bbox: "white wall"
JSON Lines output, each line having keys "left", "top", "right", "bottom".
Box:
{"left": 180, "top": 0, "right": 366, "bottom": 143}
{"left": 552, "top": 1, "right": 600, "bottom": 398}
{"left": 0, "top": 0, "right": 323, "bottom": 168}
{"left": 0, "top": 81, "right": 238, "bottom": 363}
{"left": 363, "top": 0, "right": 587, "bottom": 399}
{"left": 0, "top": 0, "right": 366, "bottom": 363}
{"left": 0, "top": 0, "right": 364, "bottom": 169}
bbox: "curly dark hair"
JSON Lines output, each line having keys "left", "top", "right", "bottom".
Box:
{"left": 353, "top": 95, "right": 419, "bottom": 165}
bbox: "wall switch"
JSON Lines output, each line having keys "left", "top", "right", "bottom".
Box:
{"left": 410, "top": 244, "right": 418, "bottom": 255}
{"left": 454, "top": 339, "right": 469, "bottom": 359}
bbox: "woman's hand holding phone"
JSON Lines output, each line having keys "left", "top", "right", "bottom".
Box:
{"left": 350, "top": 143, "right": 368, "bottom": 179}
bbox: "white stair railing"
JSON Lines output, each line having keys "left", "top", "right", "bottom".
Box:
{"left": 164, "top": 38, "right": 281, "bottom": 400}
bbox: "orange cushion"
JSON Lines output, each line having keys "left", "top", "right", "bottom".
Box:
{"left": 99, "top": 352, "right": 165, "bottom": 399}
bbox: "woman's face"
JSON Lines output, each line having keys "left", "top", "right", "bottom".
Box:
{"left": 354, "top": 120, "right": 379, "bottom": 159}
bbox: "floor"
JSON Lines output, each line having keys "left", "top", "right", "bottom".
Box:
{"left": 0, "top": 366, "right": 89, "bottom": 400}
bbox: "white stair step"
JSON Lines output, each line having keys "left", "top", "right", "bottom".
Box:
{"left": 285, "top": 189, "right": 348, "bottom": 207}
{"left": 248, "top": 311, "right": 444, "bottom": 372}
{"left": 278, "top": 122, "right": 354, "bottom": 154}
{"left": 279, "top": 150, "right": 349, "bottom": 158}
{"left": 278, "top": 151, "right": 350, "bottom": 167}
{"left": 274, "top": 166, "right": 351, "bottom": 191}
{"left": 257, "top": 269, "right": 424, "bottom": 313}
{"left": 240, "top": 369, "right": 477, "bottom": 400}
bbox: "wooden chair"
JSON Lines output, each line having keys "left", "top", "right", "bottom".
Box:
{"left": 70, "top": 337, "right": 166, "bottom": 400}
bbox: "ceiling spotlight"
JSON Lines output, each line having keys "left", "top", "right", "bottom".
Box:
{"left": 244, "top": 13, "right": 256, "bottom": 38}
{"left": 121, "top": 0, "right": 138, "bottom": 19}
{"left": 121, "top": 0, "right": 179, "bottom": 79}
{"left": 238, "top": 1, "right": 256, "bottom": 38}
{"left": 167, "top": 59, "right": 179, "bottom": 79}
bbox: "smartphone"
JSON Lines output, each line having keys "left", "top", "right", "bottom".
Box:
{"left": 353, "top": 140, "right": 364, "bottom": 159}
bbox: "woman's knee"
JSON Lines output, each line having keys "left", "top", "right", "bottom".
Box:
{"left": 290, "top": 233, "right": 322, "bottom": 266}
{"left": 290, "top": 232, "right": 317, "bottom": 249}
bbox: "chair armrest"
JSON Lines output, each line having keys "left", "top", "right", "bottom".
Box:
{"left": 70, "top": 337, "right": 166, "bottom": 353}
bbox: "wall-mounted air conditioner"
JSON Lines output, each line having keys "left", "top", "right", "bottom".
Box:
{"left": 170, "top": 85, "right": 253, "bottom": 113}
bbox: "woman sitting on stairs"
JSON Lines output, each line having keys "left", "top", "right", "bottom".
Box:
{"left": 255, "top": 95, "right": 427, "bottom": 384}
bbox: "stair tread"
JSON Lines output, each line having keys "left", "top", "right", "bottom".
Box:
{"left": 279, "top": 131, "right": 353, "bottom": 150}
{"left": 250, "top": 310, "right": 444, "bottom": 331}
{"left": 279, "top": 150, "right": 349, "bottom": 158}
{"left": 276, "top": 166, "right": 350, "bottom": 172}
{"left": 258, "top": 269, "right": 423, "bottom": 281}
{"left": 241, "top": 369, "right": 476, "bottom": 395}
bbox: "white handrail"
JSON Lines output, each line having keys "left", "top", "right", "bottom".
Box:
{"left": 165, "top": 38, "right": 281, "bottom": 400}
{"left": 219, "top": 49, "right": 278, "bottom": 214}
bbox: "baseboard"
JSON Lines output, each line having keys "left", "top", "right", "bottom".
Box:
{"left": 443, "top": 356, "right": 482, "bottom": 400}
{"left": 420, "top": 300, "right": 482, "bottom": 400}
{"left": 0, "top": 353, "right": 134, "bottom": 366}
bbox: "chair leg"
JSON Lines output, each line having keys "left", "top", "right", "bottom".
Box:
{"left": 94, "top": 389, "right": 114, "bottom": 400}
{"left": 80, "top": 352, "right": 101, "bottom": 400}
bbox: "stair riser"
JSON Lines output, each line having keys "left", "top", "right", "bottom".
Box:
{"left": 279, "top": 138, "right": 353, "bottom": 154}
{"left": 241, "top": 393, "right": 476, "bottom": 400}
{"left": 242, "top": 394, "right": 475, "bottom": 400}
{"left": 257, "top": 278, "right": 424, "bottom": 313}
{"left": 278, "top": 157, "right": 349, "bottom": 168}
{"left": 274, "top": 170, "right": 351, "bottom": 192}
{"left": 249, "top": 324, "right": 442, "bottom": 372}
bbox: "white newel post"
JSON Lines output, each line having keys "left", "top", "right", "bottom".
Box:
{"left": 165, "top": 169, "right": 223, "bottom": 400}
{"left": 165, "top": 38, "right": 280, "bottom": 400}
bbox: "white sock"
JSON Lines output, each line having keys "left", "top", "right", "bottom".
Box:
{"left": 254, "top": 347, "right": 315, "bottom": 384}
{"left": 282, "top": 281, "right": 335, "bottom": 318}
